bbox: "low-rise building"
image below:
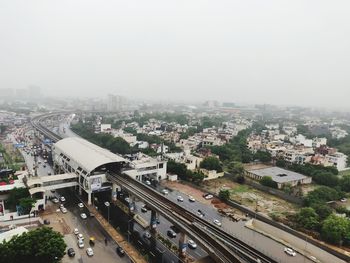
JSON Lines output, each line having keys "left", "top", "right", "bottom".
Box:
{"left": 245, "top": 166, "right": 312, "bottom": 189}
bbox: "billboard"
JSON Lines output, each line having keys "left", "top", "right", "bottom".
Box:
{"left": 90, "top": 177, "right": 102, "bottom": 191}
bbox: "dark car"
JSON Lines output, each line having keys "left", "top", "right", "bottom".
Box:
{"left": 116, "top": 246, "right": 125, "bottom": 257}
{"left": 141, "top": 206, "right": 148, "bottom": 213}
{"left": 67, "top": 248, "right": 75, "bottom": 257}
{"left": 167, "top": 229, "right": 177, "bottom": 238}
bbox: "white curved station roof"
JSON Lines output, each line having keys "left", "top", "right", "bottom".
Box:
{"left": 54, "top": 137, "right": 128, "bottom": 173}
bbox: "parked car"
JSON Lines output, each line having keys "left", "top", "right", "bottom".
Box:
{"left": 60, "top": 207, "right": 67, "bottom": 214}
{"left": 73, "top": 228, "right": 79, "bottom": 235}
{"left": 205, "top": 194, "right": 213, "bottom": 200}
{"left": 188, "top": 239, "right": 197, "bottom": 249}
{"left": 197, "top": 209, "right": 205, "bottom": 217}
{"left": 60, "top": 196, "right": 66, "bottom": 202}
{"left": 77, "top": 233, "right": 84, "bottom": 240}
{"left": 189, "top": 196, "right": 196, "bottom": 202}
{"left": 145, "top": 180, "right": 151, "bottom": 186}
{"left": 116, "top": 246, "right": 125, "bottom": 257}
{"left": 177, "top": 196, "right": 184, "bottom": 202}
{"left": 44, "top": 219, "right": 50, "bottom": 225}
{"left": 78, "top": 239, "right": 84, "bottom": 248}
{"left": 340, "top": 198, "right": 347, "bottom": 202}
{"left": 162, "top": 189, "right": 169, "bottom": 195}
{"left": 167, "top": 229, "right": 177, "bottom": 238}
{"left": 80, "top": 213, "right": 87, "bottom": 219}
{"left": 284, "top": 247, "right": 296, "bottom": 257}
{"left": 86, "top": 247, "right": 94, "bottom": 257}
{"left": 78, "top": 202, "right": 84, "bottom": 208}
{"left": 52, "top": 198, "right": 59, "bottom": 204}
{"left": 141, "top": 206, "right": 148, "bottom": 213}
{"left": 67, "top": 248, "right": 75, "bottom": 257}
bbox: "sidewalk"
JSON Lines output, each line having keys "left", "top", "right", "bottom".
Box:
{"left": 86, "top": 205, "right": 147, "bottom": 263}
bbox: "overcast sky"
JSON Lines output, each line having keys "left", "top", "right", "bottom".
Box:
{"left": 0, "top": 1, "right": 349, "bottom": 108}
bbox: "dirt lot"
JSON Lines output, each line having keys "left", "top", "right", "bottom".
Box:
{"left": 165, "top": 178, "right": 300, "bottom": 220}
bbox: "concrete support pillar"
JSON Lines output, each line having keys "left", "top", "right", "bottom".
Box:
{"left": 88, "top": 192, "right": 92, "bottom": 205}
{"left": 178, "top": 232, "right": 188, "bottom": 258}
{"left": 112, "top": 183, "right": 120, "bottom": 201}
{"left": 128, "top": 195, "right": 135, "bottom": 214}
{"left": 150, "top": 210, "right": 158, "bottom": 233}
{"left": 79, "top": 185, "right": 82, "bottom": 195}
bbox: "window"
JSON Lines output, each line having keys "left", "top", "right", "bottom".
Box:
{"left": 159, "top": 163, "right": 164, "bottom": 169}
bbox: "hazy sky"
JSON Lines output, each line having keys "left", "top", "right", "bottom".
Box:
{"left": 1, "top": 1, "right": 350, "bottom": 108}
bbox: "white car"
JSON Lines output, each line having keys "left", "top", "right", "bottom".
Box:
{"left": 177, "top": 196, "right": 184, "bottom": 202}
{"left": 340, "top": 198, "right": 347, "bottom": 202}
{"left": 60, "top": 196, "right": 66, "bottom": 202}
{"left": 77, "top": 233, "right": 84, "bottom": 240}
{"left": 52, "top": 198, "right": 59, "bottom": 204}
{"left": 78, "top": 239, "right": 84, "bottom": 248}
{"left": 73, "top": 228, "right": 79, "bottom": 235}
{"left": 213, "top": 219, "right": 221, "bottom": 226}
{"left": 189, "top": 196, "right": 196, "bottom": 202}
{"left": 59, "top": 204, "right": 64, "bottom": 209}
{"left": 86, "top": 247, "right": 94, "bottom": 257}
{"left": 162, "top": 189, "right": 169, "bottom": 195}
{"left": 284, "top": 247, "right": 296, "bottom": 257}
{"left": 205, "top": 194, "right": 213, "bottom": 200}
{"left": 80, "top": 213, "right": 87, "bottom": 219}
{"left": 143, "top": 231, "right": 151, "bottom": 239}
{"left": 60, "top": 207, "right": 67, "bottom": 214}
{"left": 78, "top": 203, "right": 84, "bottom": 208}
{"left": 188, "top": 239, "right": 197, "bottom": 249}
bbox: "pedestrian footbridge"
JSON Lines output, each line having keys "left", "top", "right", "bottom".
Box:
{"left": 25, "top": 173, "right": 78, "bottom": 195}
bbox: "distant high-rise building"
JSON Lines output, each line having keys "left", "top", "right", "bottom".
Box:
{"left": 107, "top": 94, "right": 125, "bottom": 112}
{"left": 28, "top": 85, "right": 41, "bottom": 98}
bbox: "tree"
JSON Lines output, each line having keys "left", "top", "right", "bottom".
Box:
{"left": 304, "top": 186, "right": 341, "bottom": 207}
{"left": 234, "top": 175, "right": 245, "bottom": 184}
{"left": 19, "top": 197, "right": 36, "bottom": 214}
{"left": 295, "top": 207, "right": 319, "bottom": 230}
{"left": 260, "top": 176, "right": 277, "bottom": 188}
{"left": 253, "top": 150, "right": 272, "bottom": 163}
{"left": 321, "top": 214, "right": 350, "bottom": 245}
{"left": 227, "top": 161, "right": 244, "bottom": 175}
{"left": 276, "top": 158, "right": 286, "bottom": 168}
{"left": 200, "top": 157, "right": 223, "bottom": 172}
{"left": 6, "top": 188, "right": 30, "bottom": 211}
{"left": 123, "top": 127, "right": 137, "bottom": 135}
{"left": 0, "top": 227, "right": 66, "bottom": 263}
{"left": 340, "top": 175, "right": 350, "bottom": 192}
{"left": 313, "top": 204, "right": 333, "bottom": 221}
{"left": 219, "top": 189, "right": 230, "bottom": 201}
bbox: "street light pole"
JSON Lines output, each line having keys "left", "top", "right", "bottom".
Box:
{"left": 104, "top": 201, "right": 110, "bottom": 224}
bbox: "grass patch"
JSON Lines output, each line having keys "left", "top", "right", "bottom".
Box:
{"left": 231, "top": 185, "right": 250, "bottom": 194}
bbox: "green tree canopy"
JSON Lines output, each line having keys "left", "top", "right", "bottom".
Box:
{"left": 295, "top": 207, "right": 319, "bottom": 230}
{"left": 200, "top": 157, "right": 223, "bottom": 172}
{"left": 260, "top": 176, "right": 277, "bottom": 188}
{"left": 219, "top": 189, "right": 230, "bottom": 201}
{"left": 227, "top": 161, "right": 244, "bottom": 175}
{"left": 0, "top": 227, "right": 67, "bottom": 263}
{"left": 253, "top": 150, "right": 272, "bottom": 163}
{"left": 321, "top": 214, "right": 350, "bottom": 245}
{"left": 340, "top": 175, "right": 350, "bottom": 192}
{"left": 6, "top": 187, "right": 30, "bottom": 211}
{"left": 304, "top": 186, "right": 342, "bottom": 207}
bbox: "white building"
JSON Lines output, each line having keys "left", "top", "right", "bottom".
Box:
{"left": 100, "top": 124, "right": 112, "bottom": 133}
{"left": 124, "top": 153, "right": 167, "bottom": 182}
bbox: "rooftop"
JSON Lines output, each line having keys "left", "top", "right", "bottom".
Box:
{"left": 248, "top": 166, "right": 309, "bottom": 183}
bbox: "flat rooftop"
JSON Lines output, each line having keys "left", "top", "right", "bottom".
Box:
{"left": 248, "top": 166, "right": 309, "bottom": 183}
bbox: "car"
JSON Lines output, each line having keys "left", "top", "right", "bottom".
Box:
{"left": 197, "top": 209, "right": 205, "bottom": 217}
{"left": 60, "top": 196, "right": 66, "bottom": 202}
{"left": 48, "top": 172, "right": 51, "bottom": 175}
{"left": 80, "top": 213, "right": 87, "bottom": 219}
{"left": 189, "top": 196, "right": 196, "bottom": 202}
{"left": 67, "top": 248, "right": 75, "bottom": 257}
{"left": 124, "top": 197, "right": 130, "bottom": 203}
{"left": 73, "top": 228, "right": 79, "bottom": 235}
{"left": 340, "top": 198, "right": 347, "bottom": 202}
{"left": 60, "top": 207, "right": 67, "bottom": 214}
{"left": 77, "top": 233, "right": 84, "bottom": 240}
{"left": 167, "top": 229, "right": 177, "bottom": 238}
{"left": 77, "top": 239, "right": 84, "bottom": 248}
{"left": 143, "top": 231, "right": 151, "bottom": 239}
{"left": 86, "top": 247, "right": 94, "bottom": 257}
{"left": 141, "top": 206, "right": 148, "bottom": 213}
{"left": 213, "top": 219, "right": 221, "bottom": 226}
{"left": 188, "top": 239, "right": 197, "bottom": 249}
{"left": 162, "top": 189, "right": 169, "bottom": 195}
{"left": 116, "top": 246, "right": 125, "bottom": 257}
{"left": 43, "top": 164, "right": 46, "bottom": 168}
{"left": 59, "top": 204, "right": 64, "bottom": 209}
{"left": 177, "top": 196, "right": 184, "bottom": 202}
{"left": 78, "top": 202, "right": 84, "bottom": 208}
{"left": 205, "top": 194, "right": 213, "bottom": 200}
{"left": 52, "top": 198, "right": 59, "bottom": 204}
{"left": 145, "top": 180, "right": 151, "bottom": 185}
{"left": 284, "top": 247, "right": 296, "bottom": 257}
{"left": 44, "top": 219, "right": 50, "bottom": 225}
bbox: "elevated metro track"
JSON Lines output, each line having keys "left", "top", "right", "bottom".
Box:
{"left": 32, "top": 112, "right": 276, "bottom": 263}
